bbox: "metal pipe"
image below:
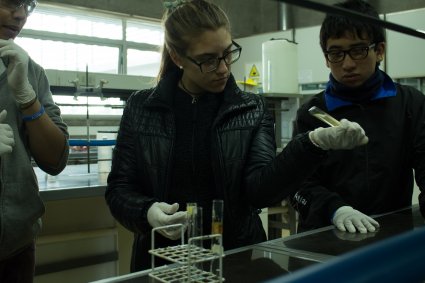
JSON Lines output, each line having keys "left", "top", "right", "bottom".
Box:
{"left": 274, "top": 0, "right": 425, "bottom": 40}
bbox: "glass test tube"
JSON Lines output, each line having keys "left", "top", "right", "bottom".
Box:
{"left": 211, "top": 199, "right": 224, "bottom": 234}
{"left": 308, "top": 106, "right": 341, "bottom": 127}
{"left": 187, "top": 203, "right": 203, "bottom": 240}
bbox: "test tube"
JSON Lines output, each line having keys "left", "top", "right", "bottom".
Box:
{"left": 187, "top": 203, "right": 203, "bottom": 240}
{"left": 308, "top": 106, "right": 341, "bottom": 127}
{"left": 211, "top": 200, "right": 224, "bottom": 235}
{"left": 187, "top": 203, "right": 197, "bottom": 241}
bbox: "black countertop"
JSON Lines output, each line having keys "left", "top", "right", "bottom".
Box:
{"left": 90, "top": 205, "right": 424, "bottom": 283}
{"left": 261, "top": 205, "right": 424, "bottom": 259}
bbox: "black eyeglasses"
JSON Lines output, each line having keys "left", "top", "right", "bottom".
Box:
{"left": 0, "top": 0, "right": 37, "bottom": 15}
{"left": 325, "top": 43, "right": 376, "bottom": 63}
{"left": 186, "top": 40, "right": 242, "bottom": 73}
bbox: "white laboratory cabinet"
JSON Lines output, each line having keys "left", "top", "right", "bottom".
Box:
{"left": 386, "top": 8, "right": 425, "bottom": 78}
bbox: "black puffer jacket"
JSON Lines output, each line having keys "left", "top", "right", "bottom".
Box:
{"left": 105, "top": 70, "right": 326, "bottom": 270}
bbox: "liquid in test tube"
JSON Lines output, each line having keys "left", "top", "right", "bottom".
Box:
{"left": 211, "top": 199, "right": 224, "bottom": 234}
{"left": 187, "top": 203, "right": 198, "bottom": 240}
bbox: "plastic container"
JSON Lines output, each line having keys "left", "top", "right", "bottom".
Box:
{"left": 262, "top": 38, "right": 299, "bottom": 95}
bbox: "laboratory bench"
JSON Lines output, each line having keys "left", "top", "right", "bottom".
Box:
{"left": 89, "top": 205, "right": 424, "bottom": 283}
{"left": 32, "top": 166, "right": 424, "bottom": 282}
{"left": 34, "top": 165, "right": 132, "bottom": 283}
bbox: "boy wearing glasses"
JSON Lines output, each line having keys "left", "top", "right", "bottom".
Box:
{"left": 0, "top": 1, "right": 69, "bottom": 282}
{"left": 291, "top": 0, "right": 425, "bottom": 234}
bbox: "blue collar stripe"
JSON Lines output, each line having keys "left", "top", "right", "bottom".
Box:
{"left": 325, "top": 73, "right": 397, "bottom": 111}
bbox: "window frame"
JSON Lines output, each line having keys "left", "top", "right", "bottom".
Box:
{"left": 19, "top": 2, "right": 163, "bottom": 75}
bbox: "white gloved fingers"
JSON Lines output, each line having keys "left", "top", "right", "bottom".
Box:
{"left": 147, "top": 202, "right": 187, "bottom": 232}
{"left": 147, "top": 202, "right": 168, "bottom": 228}
{"left": 341, "top": 119, "right": 369, "bottom": 148}
{"left": 159, "top": 223, "right": 187, "bottom": 240}
{"left": 338, "top": 118, "right": 351, "bottom": 129}
{"left": 361, "top": 218, "right": 376, "bottom": 233}
{"left": 350, "top": 218, "right": 367, "bottom": 233}
{"left": 0, "top": 40, "right": 36, "bottom": 105}
{"left": 333, "top": 206, "right": 379, "bottom": 234}
{"left": 0, "top": 111, "right": 15, "bottom": 155}
{"left": 167, "top": 211, "right": 188, "bottom": 225}
{"left": 361, "top": 216, "right": 380, "bottom": 232}
{"left": 157, "top": 202, "right": 179, "bottom": 215}
{"left": 155, "top": 211, "right": 187, "bottom": 240}
{"left": 0, "top": 39, "right": 29, "bottom": 63}
{"left": 334, "top": 220, "right": 347, "bottom": 232}
{"left": 164, "top": 221, "right": 188, "bottom": 240}
{"left": 343, "top": 219, "right": 358, "bottom": 233}
{"left": 0, "top": 125, "right": 14, "bottom": 143}
{"left": 0, "top": 139, "right": 14, "bottom": 155}
{"left": 0, "top": 110, "right": 7, "bottom": 123}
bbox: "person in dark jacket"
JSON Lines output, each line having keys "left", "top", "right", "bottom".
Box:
{"left": 291, "top": 0, "right": 425, "bottom": 234}
{"left": 105, "top": 0, "right": 369, "bottom": 271}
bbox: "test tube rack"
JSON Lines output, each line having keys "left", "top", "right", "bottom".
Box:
{"left": 149, "top": 224, "right": 225, "bottom": 283}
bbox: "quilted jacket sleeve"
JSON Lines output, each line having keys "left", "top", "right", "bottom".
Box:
{"left": 243, "top": 96, "right": 327, "bottom": 209}
{"left": 105, "top": 91, "right": 157, "bottom": 234}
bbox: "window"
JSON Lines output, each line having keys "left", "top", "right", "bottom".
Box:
{"left": 15, "top": 37, "right": 119, "bottom": 73}
{"left": 24, "top": 6, "right": 123, "bottom": 40}
{"left": 19, "top": 3, "right": 163, "bottom": 76}
{"left": 16, "top": 3, "right": 164, "bottom": 115}
{"left": 127, "top": 49, "right": 161, "bottom": 77}
{"left": 126, "top": 20, "right": 164, "bottom": 45}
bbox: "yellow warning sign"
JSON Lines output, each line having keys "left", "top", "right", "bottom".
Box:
{"left": 249, "top": 64, "right": 260, "bottom": 78}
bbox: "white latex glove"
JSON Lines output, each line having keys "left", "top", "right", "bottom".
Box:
{"left": 0, "top": 39, "right": 36, "bottom": 105}
{"left": 332, "top": 206, "right": 380, "bottom": 234}
{"left": 147, "top": 202, "right": 188, "bottom": 240}
{"left": 0, "top": 110, "right": 14, "bottom": 156}
{"left": 309, "top": 119, "right": 368, "bottom": 150}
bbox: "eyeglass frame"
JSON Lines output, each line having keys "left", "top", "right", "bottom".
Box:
{"left": 0, "top": 0, "right": 38, "bottom": 15}
{"left": 324, "top": 43, "right": 377, "bottom": 63}
{"left": 185, "top": 40, "right": 242, "bottom": 73}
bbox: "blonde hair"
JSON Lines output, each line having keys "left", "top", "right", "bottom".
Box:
{"left": 157, "top": 0, "right": 231, "bottom": 81}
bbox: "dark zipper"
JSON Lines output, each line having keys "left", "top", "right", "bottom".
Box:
{"left": 192, "top": 101, "right": 198, "bottom": 178}
{"left": 163, "top": 110, "right": 175, "bottom": 201}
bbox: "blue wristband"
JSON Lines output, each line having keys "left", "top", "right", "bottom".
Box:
{"left": 22, "top": 105, "right": 45, "bottom": 122}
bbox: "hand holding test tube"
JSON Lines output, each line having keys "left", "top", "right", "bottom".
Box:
{"left": 308, "top": 106, "right": 368, "bottom": 150}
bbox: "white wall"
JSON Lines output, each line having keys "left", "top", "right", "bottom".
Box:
{"left": 296, "top": 26, "right": 329, "bottom": 84}
{"left": 386, "top": 8, "right": 425, "bottom": 78}
{"left": 234, "top": 9, "right": 425, "bottom": 87}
